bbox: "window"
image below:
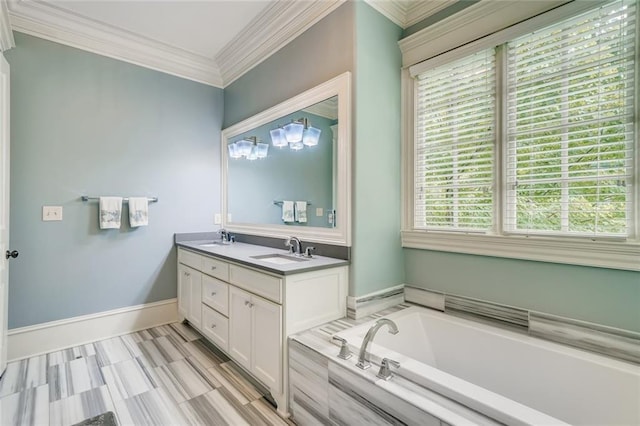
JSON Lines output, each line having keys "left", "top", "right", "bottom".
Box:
{"left": 505, "top": 1, "right": 636, "bottom": 237}
{"left": 415, "top": 50, "right": 495, "bottom": 232}
{"left": 404, "top": 0, "right": 639, "bottom": 270}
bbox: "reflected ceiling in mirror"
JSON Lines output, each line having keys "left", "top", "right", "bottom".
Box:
{"left": 227, "top": 96, "right": 338, "bottom": 228}
{"left": 221, "top": 72, "right": 351, "bottom": 246}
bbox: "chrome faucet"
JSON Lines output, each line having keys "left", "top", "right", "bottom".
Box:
{"left": 356, "top": 318, "right": 399, "bottom": 370}
{"left": 219, "top": 228, "right": 229, "bottom": 243}
{"left": 285, "top": 236, "right": 302, "bottom": 255}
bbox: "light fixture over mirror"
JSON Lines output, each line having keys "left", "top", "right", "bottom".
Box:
{"left": 228, "top": 136, "right": 269, "bottom": 160}
{"left": 270, "top": 118, "right": 322, "bottom": 151}
{"left": 221, "top": 72, "right": 352, "bottom": 246}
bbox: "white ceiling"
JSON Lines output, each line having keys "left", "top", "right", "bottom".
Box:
{"left": 47, "top": 1, "right": 272, "bottom": 59}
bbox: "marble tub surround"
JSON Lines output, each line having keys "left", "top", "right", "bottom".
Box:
{"left": 529, "top": 311, "right": 640, "bottom": 364}
{"left": 0, "top": 322, "right": 291, "bottom": 426}
{"left": 289, "top": 312, "right": 500, "bottom": 426}
{"left": 404, "top": 285, "right": 640, "bottom": 364}
{"left": 174, "top": 232, "right": 350, "bottom": 260}
{"left": 346, "top": 284, "right": 405, "bottom": 319}
{"left": 176, "top": 240, "right": 348, "bottom": 275}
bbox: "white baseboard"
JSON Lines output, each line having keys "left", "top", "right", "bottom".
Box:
{"left": 7, "top": 299, "right": 178, "bottom": 361}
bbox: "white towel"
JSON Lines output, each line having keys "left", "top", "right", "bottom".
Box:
{"left": 295, "top": 201, "right": 307, "bottom": 223}
{"left": 128, "top": 197, "right": 149, "bottom": 227}
{"left": 282, "top": 201, "right": 295, "bottom": 223}
{"left": 99, "top": 197, "right": 122, "bottom": 229}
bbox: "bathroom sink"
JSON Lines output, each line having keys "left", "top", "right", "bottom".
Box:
{"left": 250, "top": 253, "right": 309, "bottom": 265}
{"left": 199, "top": 241, "right": 230, "bottom": 248}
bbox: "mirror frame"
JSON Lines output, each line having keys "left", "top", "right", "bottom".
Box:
{"left": 221, "top": 72, "right": 352, "bottom": 246}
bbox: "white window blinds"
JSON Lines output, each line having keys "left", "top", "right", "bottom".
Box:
{"left": 505, "top": 0, "right": 636, "bottom": 237}
{"left": 414, "top": 49, "right": 496, "bottom": 231}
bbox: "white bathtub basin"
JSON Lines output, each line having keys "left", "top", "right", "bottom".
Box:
{"left": 336, "top": 306, "right": 640, "bottom": 425}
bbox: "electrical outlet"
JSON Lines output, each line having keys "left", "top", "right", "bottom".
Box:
{"left": 43, "top": 206, "right": 63, "bottom": 221}
{"left": 214, "top": 213, "right": 222, "bottom": 225}
{"left": 316, "top": 207, "right": 323, "bottom": 217}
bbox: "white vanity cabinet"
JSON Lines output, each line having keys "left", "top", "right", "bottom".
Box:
{"left": 177, "top": 246, "right": 347, "bottom": 416}
{"left": 177, "top": 263, "right": 202, "bottom": 330}
{"left": 229, "top": 286, "right": 282, "bottom": 392}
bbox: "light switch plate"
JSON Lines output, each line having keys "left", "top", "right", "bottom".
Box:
{"left": 214, "top": 213, "right": 222, "bottom": 225}
{"left": 316, "top": 207, "right": 323, "bottom": 217}
{"left": 227, "top": 213, "right": 232, "bottom": 222}
{"left": 43, "top": 206, "right": 63, "bottom": 221}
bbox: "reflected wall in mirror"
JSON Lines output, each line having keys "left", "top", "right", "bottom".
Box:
{"left": 221, "top": 72, "right": 351, "bottom": 246}
{"left": 227, "top": 96, "right": 338, "bottom": 228}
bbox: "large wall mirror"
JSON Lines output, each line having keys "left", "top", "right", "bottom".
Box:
{"left": 221, "top": 72, "right": 351, "bottom": 246}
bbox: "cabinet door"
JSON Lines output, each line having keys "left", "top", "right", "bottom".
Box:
{"left": 251, "top": 295, "right": 282, "bottom": 393}
{"left": 177, "top": 264, "right": 191, "bottom": 321}
{"left": 229, "top": 286, "right": 252, "bottom": 370}
{"left": 188, "top": 269, "right": 202, "bottom": 330}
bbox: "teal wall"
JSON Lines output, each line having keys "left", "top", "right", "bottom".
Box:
{"left": 228, "top": 111, "right": 334, "bottom": 228}
{"left": 351, "top": 3, "right": 404, "bottom": 296}
{"left": 6, "top": 33, "right": 224, "bottom": 328}
{"left": 405, "top": 250, "right": 640, "bottom": 332}
{"left": 223, "top": 3, "right": 355, "bottom": 128}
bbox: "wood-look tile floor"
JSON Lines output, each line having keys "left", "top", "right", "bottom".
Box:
{"left": 0, "top": 323, "right": 294, "bottom": 426}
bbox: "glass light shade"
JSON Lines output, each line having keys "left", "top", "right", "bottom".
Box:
{"left": 302, "top": 126, "right": 321, "bottom": 146}
{"left": 247, "top": 145, "right": 258, "bottom": 160}
{"left": 283, "top": 121, "right": 304, "bottom": 143}
{"left": 289, "top": 140, "right": 304, "bottom": 151}
{"left": 228, "top": 143, "right": 242, "bottom": 159}
{"left": 270, "top": 128, "right": 287, "bottom": 147}
{"left": 256, "top": 142, "right": 269, "bottom": 159}
{"left": 236, "top": 139, "right": 253, "bottom": 157}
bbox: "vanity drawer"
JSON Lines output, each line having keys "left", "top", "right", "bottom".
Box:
{"left": 202, "top": 256, "right": 229, "bottom": 281}
{"left": 229, "top": 265, "right": 282, "bottom": 304}
{"left": 202, "top": 275, "right": 229, "bottom": 316}
{"left": 178, "top": 248, "right": 202, "bottom": 270}
{"left": 201, "top": 304, "right": 229, "bottom": 352}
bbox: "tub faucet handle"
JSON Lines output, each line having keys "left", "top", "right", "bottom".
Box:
{"left": 332, "top": 336, "right": 352, "bottom": 360}
{"left": 377, "top": 358, "right": 400, "bottom": 381}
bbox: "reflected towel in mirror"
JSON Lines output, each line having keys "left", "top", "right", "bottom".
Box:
{"left": 295, "top": 201, "right": 307, "bottom": 223}
{"left": 99, "top": 197, "right": 122, "bottom": 229}
{"left": 282, "top": 200, "right": 295, "bottom": 223}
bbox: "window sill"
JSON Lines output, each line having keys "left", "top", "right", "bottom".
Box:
{"left": 401, "top": 230, "right": 640, "bottom": 271}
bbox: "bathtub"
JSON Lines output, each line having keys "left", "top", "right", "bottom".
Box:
{"left": 335, "top": 306, "right": 640, "bottom": 425}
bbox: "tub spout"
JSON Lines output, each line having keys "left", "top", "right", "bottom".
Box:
{"left": 356, "top": 318, "right": 399, "bottom": 370}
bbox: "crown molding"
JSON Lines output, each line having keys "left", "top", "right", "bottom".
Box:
{"left": 0, "top": 1, "right": 15, "bottom": 51}
{"left": 404, "top": 0, "right": 456, "bottom": 28}
{"left": 399, "top": 0, "right": 569, "bottom": 67}
{"left": 7, "top": 0, "right": 223, "bottom": 87}
{"left": 216, "top": 0, "right": 345, "bottom": 86}
{"left": 364, "top": 0, "right": 407, "bottom": 28}
{"left": 364, "top": 0, "right": 456, "bottom": 29}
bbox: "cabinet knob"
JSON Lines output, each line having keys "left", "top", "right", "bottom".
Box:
{"left": 211, "top": 292, "right": 216, "bottom": 296}
{"left": 5, "top": 250, "right": 19, "bottom": 260}
{"left": 244, "top": 300, "right": 254, "bottom": 308}
{"left": 185, "top": 272, "right": 191, "bottom": 277}
{"left": 210, "top": 324, "right": 217, "bottom": 329}
{"left": 211, "top": 266, "right": 217, "bottom": 270}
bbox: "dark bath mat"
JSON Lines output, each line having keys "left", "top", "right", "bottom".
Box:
{"left": 72, "top": 411, "right": 118, "bottom": 426}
